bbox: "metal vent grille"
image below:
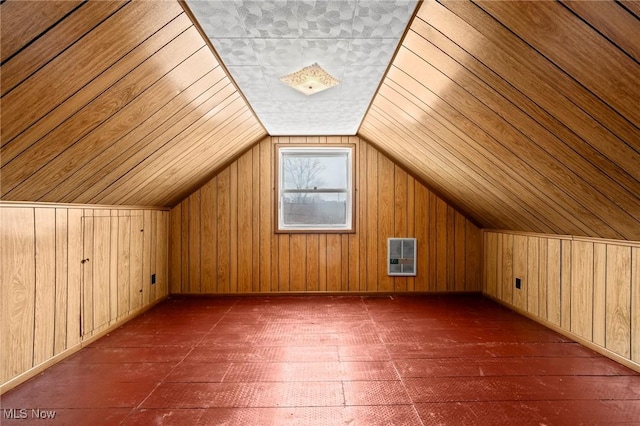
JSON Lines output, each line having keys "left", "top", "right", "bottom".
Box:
{"left": 387, "top": 238, "right": 417, "bottom": 276}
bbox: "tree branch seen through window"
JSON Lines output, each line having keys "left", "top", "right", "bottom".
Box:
{"left": 277, "top": 145, "right": 354, "bottom": 232}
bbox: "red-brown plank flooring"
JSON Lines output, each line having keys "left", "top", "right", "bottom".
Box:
{"left": 2, "top": 295, "right": 639, "bottom": 425}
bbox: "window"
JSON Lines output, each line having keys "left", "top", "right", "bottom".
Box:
{"left": 276, "top": 145, "right": 354, "bottom": 232}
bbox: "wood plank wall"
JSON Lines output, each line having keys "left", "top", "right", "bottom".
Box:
{"left": 169, "top": 136, "right": 482, "bottom": 294}
{"left": 0, "top": 204, "right": 169, "bottom": 391}
{"left": 484, "top": 230, "right": 640, "bottom": 370}
{"left": 360, "top": 0, "right": 640, "bottom": 241}
{"left": 0, "top": 0, "right": 266, "bottom": 207}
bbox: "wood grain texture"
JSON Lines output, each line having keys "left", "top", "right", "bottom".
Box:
{"left": 278, "top": 233, "right": 290, "bottom": 292}
{"left": 100, "top": 103, "right": 263, "bottom": 207}
{"left": 252, "top": 146, "right": 261, "bottom": 293}
{"left": 33, "top": 209, "right": 56, "bottom": 365}
{"left": 217, "top": 168, "right": 232, "bottom": 293}
{"left": 620, "top": 0, "right": 640, "bottom": 16}
{"left": 306, "top": 235, "right": 320, "bottom": 292}
{"left": 2, "top": 0, "right": 637, "bottom": 250}
{"left": 237, "top": 153, "right": 253, "bottom": 293}
{"left": 546, "top": 239, "right": 562, "bottom": 327}
{"left": 389, "top": 42, "right": 602, "bottom": 236}
{"left": 632, "top": 247, "right": 640, "bottom": 363}
{"left": 1, "top": 12, "right": 194, "bottom": 165}
{"left": 0, "top": 0, "right": 83, "bottom": 63}
{"left": 200, "top": 181, "right": 217, "bottom": 293}
{"left": 92, "top": 216, "right": 111, "bottom": 333}
{"left": 290, "top": 235, "right": 306, "bottom": 292}
{"left": 4, "top": 41, "right": 212, "bottom": 200}
{"left": 66, "top": 209, "right": 83, "bottom": 347}
{"left": 484, "top": 232, "right": 498, "bottom": 298}
{"left": 2, "top": 1, "right": 184, "bottom": 144}
{"left": 169, "top": 207, "right": 182, "bottom": 294}
{"left": 363, "top": 100, "right": 513, "bottom": 231}
{"left": 377, "top": 155, "right": 394, "bottom": 292}
{"left": 512, "top": 235, "right": 528, "bottom": 310}
{"left": 414, "top": 183, "right": 428, "bottom": 292}
{"left": 593, "top": 243, "right": 608, "bottom": 347}
{"left": 259, "top": 137, "right": 273, "bottom": 292}
{"left": 229, "top": 162, "right": 239, "bottom": 293}
{"left": 170, "top": 136, "right": 482, "bottom": 294}
{"left": 361, "top": 0, "right": 640, "bottom": 241}
{"left": 366, "top": 140, "right": 379, "bottom": 292}
{"left": 31, "top": 34, "right": 210, "bottom": 202}
{"left": 502, "top": 234, "right": 514, "bottom": 306}
{"left": 117, "top": 214, "right": 131, "bottom": 319}
{"left": 561, "top": 240, "right": 572, "bottom": 330}
{"left": 1, "top": 11, "right": 195, "bottom": 171}
{"left": 454, "top": 213, "right": 466, "bottom": 292}
{"left": 326, "top": 233, "right": 341, "bottom": 292}
{"left": 538, "top": 238, "right": 548, "bottom": 320}
{"left": 436, "top": 199, "right": 448, "bottom": 292}
{"left": 156, "top": 211, "right": 170, "bottom": 301}
{"left": 475, "top": 0, "right": 639, "bottom": 126}
{"left": 405, "top": 175, "right": 416, "bottom": 292}
{"left": 0, "top": 208, "right": 35, "bottom": 383}
{"left": 142, "top": 211, "right": 153, "bottom": 306}
{"left": 2, "top": 0, "right": 638, "bottom": 252}
{"left": 54, "top": 209, "right": 68, "bottom": 355}
{"left": 130, "top": 214, "right": 144, "bottom": 311}
{"left": 180, "top": 204, "right": 189, "bottom": 293}
{"left": 109, "top": 213, "right": 119, "bottom": 322}
{"left": 188, "top": 193, "right": 201, "bottom": 294}
{"left": 495, "top": 233, "right": 504, "bottom": 300}
{"left": 1, "top": 1, "right": 126, "bottom": 97}
{"left": 484, "top": 231, "right": 640, "bottom": 369}
{"left": 0, "top": 204, "right": 169, "bottom": 388}
{"left": 435, "top": 0, "right": 638, "bottom": 154}
{"left": 527, "top": 237, "right": 539, "bottom": 316}
{"left": 606, "top": 245, "right": 632, "bottom": 358}
{"left": 571, "top": 241, "right": 594, "bottom": 340}
{"left": 0, "top": 1, "right": 266, "bottom": 207}
{"left": 561, "top": 0, "right": 640, "bottom": 63}
{"left": 81, "top": 213, "right": 94, "bottom": 337}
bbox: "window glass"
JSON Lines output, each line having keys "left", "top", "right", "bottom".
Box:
{"left": 282, "top": 154, "right": 348, "bottom": 190}
{"left": 282, "top": 192, "right": 347, "bottom": 226}
{"left": 277, "top": 146, "right": 353, "bottom": 232}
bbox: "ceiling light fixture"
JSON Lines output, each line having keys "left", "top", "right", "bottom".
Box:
{"left": 279, "top": 63, "right": 340, "bottom": 96}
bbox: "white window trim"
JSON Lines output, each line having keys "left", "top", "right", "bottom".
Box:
{"left": 276, "top": 145, "right": 354, "bottom": 233}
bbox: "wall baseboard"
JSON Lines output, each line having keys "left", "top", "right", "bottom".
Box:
{"left": 0, "top": 297, "right": 167, "bottom": 395}
{"left": 484, "top": 293, "right": 640, "bottom": 374}
{"left": 169, "top": 291, "right": 484, "bottom": 297}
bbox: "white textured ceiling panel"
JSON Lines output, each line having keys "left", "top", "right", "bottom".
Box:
{"left": 186, "top": 0, "right": 417, "bottom": 135}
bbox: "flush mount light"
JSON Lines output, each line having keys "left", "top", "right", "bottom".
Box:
{"left": 279, "top": 63, "right": 340, "bottom": 96}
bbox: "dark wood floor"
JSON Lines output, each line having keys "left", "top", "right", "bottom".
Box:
{"left": 2, "top": 295, "right": 640, "bottom": 425}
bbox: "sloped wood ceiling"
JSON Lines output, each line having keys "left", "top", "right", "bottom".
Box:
{"left": 360, "top": 0, "right": 640, "bottom": 241}
{"left": 2, "top": 0, "right": 638, "bottom": 241}
{"left": 0, "top": 0, "right": 266, "bottom": 207}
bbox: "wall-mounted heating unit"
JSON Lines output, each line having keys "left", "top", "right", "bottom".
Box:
{"left": 387, "top": 238, "right": 417, "bottom": 276}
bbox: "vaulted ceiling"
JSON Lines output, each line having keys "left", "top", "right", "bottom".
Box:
{"left": 361, "top": 0, "right": 640, "bottom": 240}
{"left": 185, "top": 0, "right": 417, "bottom": 135}
{"left": 1, "top": 0, "right": 639, "bottom": 241}
{"left": 0, "top": 0, "right": 267, "bottom": 207}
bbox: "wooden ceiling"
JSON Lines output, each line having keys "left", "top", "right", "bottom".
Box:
{"left": 1, "top": 0, "right": 638, "bottom": 241}
{"left": 361, "top": 0, "right": 640, "bottom": 241}
{"left": 0, "top": 0, "right": 266, "bottom": 207}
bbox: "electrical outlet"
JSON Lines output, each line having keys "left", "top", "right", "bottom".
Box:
{"left": 515, "top": 277, "right": 521, "bottom": 289}
{"left": 151, "top": 274, "right": 156, "bottom": 285}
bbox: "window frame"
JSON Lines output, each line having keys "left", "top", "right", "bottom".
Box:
{"left": 275, "top": 144, "right": 355, "bottom": 234}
